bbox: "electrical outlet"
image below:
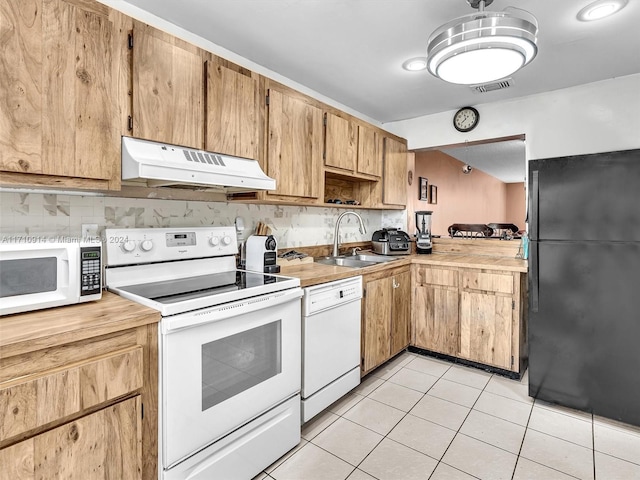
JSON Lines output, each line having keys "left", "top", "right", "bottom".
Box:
{"left": 81, "top": 223, "right": 98, "bottom": 239}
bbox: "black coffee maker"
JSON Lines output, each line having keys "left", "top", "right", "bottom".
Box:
{"left": 415, "top": 211, "right": 433, "bottom": 254}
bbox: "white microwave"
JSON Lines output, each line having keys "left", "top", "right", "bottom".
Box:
{"left": 0, "top": 238, "right": 102, "bottom": 316}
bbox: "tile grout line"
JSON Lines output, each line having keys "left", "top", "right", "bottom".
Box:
{"left": 358, "top": 365, "right": 443, "bottom": 474}
{"left": 297, "top": 352, "right": 424, "bottom": 480}
{"left": 511, "top": 398, "right": 585, "bottom": 480}
{"left": 353, "top": 353, "right": 454, "bottom": 479}
{"left": 510, "top": 393, "right": 536, "bottom": 480}
{"left": 592, "top": 412, "right": 596, "bottom": 480}
{"left": 425, "top": 366, "right": 495, "bottom": 480}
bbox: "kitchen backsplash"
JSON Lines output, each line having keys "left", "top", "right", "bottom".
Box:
{"left": 0, "top": 192, "right": 406, "bottom": 248}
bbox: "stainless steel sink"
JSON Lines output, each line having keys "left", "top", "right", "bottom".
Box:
{"left": 314, "top": 256, "right": 377, "bottom": 268}
{"left": 351, "top": 253, "right": 399, "bottom": 263}
{"left": 314, "top": 253, "right": 400, "bottom": 268}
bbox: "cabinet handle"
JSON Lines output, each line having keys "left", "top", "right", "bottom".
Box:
{"left": 393, "top": 279, "right": 399, "bottom": 289}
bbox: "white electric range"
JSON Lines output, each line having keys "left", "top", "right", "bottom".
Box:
{"left": 104, "top": 226, "right": 302, "bottom": 480}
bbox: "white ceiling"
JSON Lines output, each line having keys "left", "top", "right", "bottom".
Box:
{"left": 118, "top": 0, "right": 639, "bottom": 183}
{"left": 439, "top": 140, "right": 526, "bottom": 183}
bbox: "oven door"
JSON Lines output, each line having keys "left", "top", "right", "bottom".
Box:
{"left": 161, "top": 287, "right": 302, "bottom": 469}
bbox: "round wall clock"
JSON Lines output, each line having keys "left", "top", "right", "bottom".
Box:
{"left": 453, "top": 106, "right": 479, "bottom": 132}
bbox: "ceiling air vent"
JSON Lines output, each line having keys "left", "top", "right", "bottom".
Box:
{"left": 471, "top": 78, "right": 513, "bottom": 93}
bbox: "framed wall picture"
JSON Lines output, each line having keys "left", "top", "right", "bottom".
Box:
{"left": 419, "top": 177, "right": 428, "bottom": 201}
{"left": 429, "top": 185, "right": 438, "bottom": 204}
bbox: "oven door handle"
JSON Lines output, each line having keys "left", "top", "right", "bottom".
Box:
{"left": 162, "top": 287, "right": 303, "bottom": 333}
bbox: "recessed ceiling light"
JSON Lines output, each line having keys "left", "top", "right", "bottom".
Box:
{"left": 577, "top": 0, "right": 628, "bottom": 21}
{"left": 402, "top": 57, "right": 428, "bottom": 71}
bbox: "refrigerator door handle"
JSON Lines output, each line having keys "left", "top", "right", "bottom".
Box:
{"left": 530, "top": 240, "right": 539, "bottom": 313}
{"left": 531, "top": 170, "right": 539, "bottom": 241}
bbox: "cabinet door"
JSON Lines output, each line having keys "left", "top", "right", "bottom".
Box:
{"left": 414, "top": 284, "right": 460, "bottom": 356}
{"left": 266, "top": 88, "right": 323, "bottom": 199}
{"left": 390, "top": 270, "right": 411, "bottom": 356}
{"left": 132, "top": 21, "right": 203, "bottom": 149}
{"left": 459, "top": 269, "right": 514, "bottom": 370}
{"left": 413, "top": 265, "right": 460, "bottom": 356}
{"left": 0, "top": 0, "right": 119, "bottom": 184}
{"left": 324, "top": 113, "right": 357, "bottom": 172}
{"left": 362, "top": 276, "right": 392, "bottom": 373}
{"left": 460, "top": 291, "right": 513, "bottom": 370}
{"left": 0, "top": 396, "right": 142, "bottom": 480}
{"left": 205, "top": 62, "right": 258, "bottom": 160}
{"left": 383, "top": 137, "right": 407, "bottom": 206}
{"left": 357, "top": 125, "right": 382, "bottom": 178}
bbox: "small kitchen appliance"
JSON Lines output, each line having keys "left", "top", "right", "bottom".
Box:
{"left": 0, "top": 237, "right": 102, "bottom": 316}
{"left": 245, "top": 234, "right": 280, "bottom": 274}
{"left": 371, "top": 228, "right": 411, "bottom": 255}
{"left": 415, "top": 211, "right": 433, "bottom": 254}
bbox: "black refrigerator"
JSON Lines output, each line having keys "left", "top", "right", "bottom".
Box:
{"left": 528, "top": 148, "right": 640, "bottom": 427}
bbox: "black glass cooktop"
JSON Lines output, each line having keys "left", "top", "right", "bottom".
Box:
{"left": 118, "top": 270, "right": 284, "bottom": 305}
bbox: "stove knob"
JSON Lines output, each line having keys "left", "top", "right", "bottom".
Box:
{"left": 121, "top": 240, "right": 136, "bottom": 253}
{"left": 209, "top": 236, "right": 220, "bottom": 246}
{"left": 140, "top": 240, "right": 154, "bottom": 252}
{"left": 221, "top": 235, "right": 232, "bottom": 246}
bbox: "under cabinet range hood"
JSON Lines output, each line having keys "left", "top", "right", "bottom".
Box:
{"left": 121, "top": 136, "right": 275, "bottom": 192}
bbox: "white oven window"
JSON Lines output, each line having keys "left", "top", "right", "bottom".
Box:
{"left": 0, "top": 257, "right": 57, "bottom": 297}
{"left": 201, "top": 320, "right": 282, "bottom": 411}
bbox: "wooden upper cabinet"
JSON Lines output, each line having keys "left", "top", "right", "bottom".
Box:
{"left": 324, "top": 113, "right": 357, "bottom": 172}
{"left": 324, "top": 116, "right": 383, "bottom": 179}
{"left": 132, "top": 21, "right": 204, "bottom": 149}
{"left": 0, "top": 0, "right": 121, "bottom": 189}
{"left": 205, "top": 62, "right": 259, "bottom": 160}
{"left": 266, "top": 87, "right": 323, "bottom": 199}
{"left": 357, "top": 125, "right": 382, "bottom": 178}
{"left": 383, "top": 137, "right": 408, "bottom": 206}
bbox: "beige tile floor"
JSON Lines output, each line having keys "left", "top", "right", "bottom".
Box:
{"left": 255, "top": 351, "right": 640, "bottom": 480}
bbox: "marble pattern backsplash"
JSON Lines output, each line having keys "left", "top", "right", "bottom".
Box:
{"left": 0, "top": 192, "right": 406, "bottom": 249}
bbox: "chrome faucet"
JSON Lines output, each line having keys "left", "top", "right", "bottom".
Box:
{"left": 333, "top": 211, "right": 366, "bottom": 257}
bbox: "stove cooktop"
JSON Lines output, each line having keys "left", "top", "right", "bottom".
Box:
{"left": 118, "top": 270, "right": 289, "bottom": 305}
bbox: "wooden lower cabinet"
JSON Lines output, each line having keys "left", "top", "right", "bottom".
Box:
{"left": 412, "top": 264, "right": 527, "bottom": 373}
{"left": 0, "top": 397, "right": 141, "bottom": 480}
{"left": 362, "top": 266, "right": 411, "bottom": 374}
{"left": 0, "top": 324, "right": 157, "bottom": 480}
{"left": 413, "top": 265, "right": 460, "bottom": 357}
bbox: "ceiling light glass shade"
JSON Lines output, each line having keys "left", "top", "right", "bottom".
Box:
{"left": 427, "top": 9, "right": 538, "bottom": 85}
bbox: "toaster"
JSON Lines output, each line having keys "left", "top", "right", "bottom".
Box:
{"left": 371, "top": 228, "right": 411, "bottom": 255}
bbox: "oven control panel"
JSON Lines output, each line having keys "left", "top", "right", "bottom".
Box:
{"left": 104, "top": 227, "right": 238, "bottom": 266}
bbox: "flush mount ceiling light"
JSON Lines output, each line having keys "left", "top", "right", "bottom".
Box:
{"left": 427, "top": 0, "right": 538, "bottom": 85}
{"left": 402, "top": 57, "right": 428, "bottom": 71}
{"left": 577, "top": 0, "right": 628, "bottom": 21}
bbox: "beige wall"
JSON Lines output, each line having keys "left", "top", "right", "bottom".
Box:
{"left": 506, "top": 183, "right": 526, "bottom": 232}
{"left": 410, "top": 150, "right": 523, "bottom": 236}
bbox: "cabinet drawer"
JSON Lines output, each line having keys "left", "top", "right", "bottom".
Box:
{"left": 414, "top": 266, "right": 458, "bottom": 287}
{"left": 0, "top": 346, "right": 143, "bottom": 442}
{"left": 461, "top": 271, "right": 513, "bottom": 294}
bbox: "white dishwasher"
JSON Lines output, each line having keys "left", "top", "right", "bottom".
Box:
{"left": 301, "top": 275, "right": 363, "bottom": 423}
